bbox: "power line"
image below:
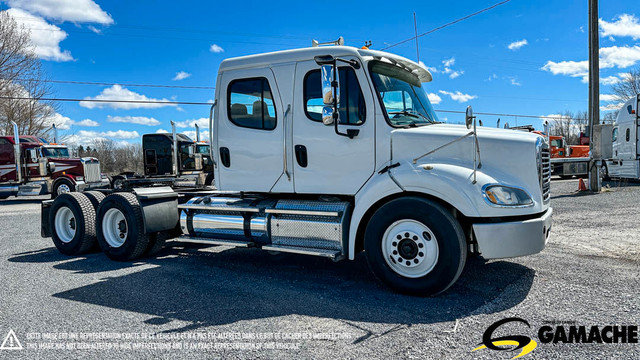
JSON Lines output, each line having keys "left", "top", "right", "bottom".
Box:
{"left": 11, "top": 78, "right": 215, "bottom": 90}
{"left": 0, "top": 95, "right": 591, "bottom": 121}
{"left": 381, "top": 0, "right": 512, "bottom": 50}
{"left": 0, "top": 96, "right": 212, "bottom": 106}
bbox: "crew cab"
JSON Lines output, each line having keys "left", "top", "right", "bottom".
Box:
{"left": 42, "top": 45, "right": 552, "bottom": 296}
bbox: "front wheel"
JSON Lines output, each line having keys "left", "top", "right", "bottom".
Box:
{"left": 52, "top": 179, "right": 75, "bottom": 199}
{"left": 364, "top": 197, "right": 467, "bottom": 296}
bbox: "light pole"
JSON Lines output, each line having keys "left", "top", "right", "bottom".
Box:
{"left": 588, "top": 0, "right": 601, "bottom": 191}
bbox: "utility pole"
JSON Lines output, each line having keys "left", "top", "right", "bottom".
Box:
{"left": 588, "top": 0, "right": 601, "bottom": 191}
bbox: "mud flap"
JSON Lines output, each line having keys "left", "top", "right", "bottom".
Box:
{"left": 132, "top": 187, "right": 180, "bottom": 234}
{"left": 41, "top": 200, "right": 53, "bottom": 238}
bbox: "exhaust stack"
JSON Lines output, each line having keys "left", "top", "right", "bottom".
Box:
{"left": 52, "top": 124, "right": 58, "bottom": 143}
{"left": 11, "top": 121, "right": 22, "bottom": 183}
{"left": 195, "top": 123, "right": 200, "bottom": 142}
{"left": 171, "top": 121, "right": 178, "bottom": 176}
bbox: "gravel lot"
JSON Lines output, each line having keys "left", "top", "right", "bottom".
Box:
{"left": 0, "top": 179, "right": 638, "bottom": 359}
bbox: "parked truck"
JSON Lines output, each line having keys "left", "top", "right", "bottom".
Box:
{"left": 601, "top": 94, "right": 640, "bottom": 180}
{"left": 548, "top": 134, "right": 590, "bottom": 178}
{"left": 0, "top": 122, "right": 109, "bottom": 199}
{"left": 111, "top": 123, "right": 214, "bottom": 190}
{"left": 41, "top": 45, "right": 552, "bottom": 295}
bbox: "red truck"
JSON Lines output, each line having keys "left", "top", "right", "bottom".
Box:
{"left": 0, "top": 122, "right": 110, "bottom": 199}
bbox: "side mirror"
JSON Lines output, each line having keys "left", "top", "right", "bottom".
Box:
{"left": 319, "top": 63, "right": 340, "bottom": 126}
{"left": 48, "top": 162, "right": 56, "bottom": 173}
{"left": 465, "top": 106, "right": 474, "bottom": 129}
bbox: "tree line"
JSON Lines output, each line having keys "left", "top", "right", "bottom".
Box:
{"left": 74, "top": 140, "right": 144, "bottom": 176}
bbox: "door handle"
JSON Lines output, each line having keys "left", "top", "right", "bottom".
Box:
{"left": 219, "top": 147, "right": 230, "bottom": 167}
{"left": 295, "top": 145, "right": 308, "bottom": 167}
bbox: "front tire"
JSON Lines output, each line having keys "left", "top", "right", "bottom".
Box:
{"left": 97, "top": 193, "right": 150, "bottom": 261}
{"left": 49, "top": 193, "right": 97, "bottom": 255}
{"left": 52, "top": 178, "right": 75, "bottom": 199}
{"left": 364, "top": 197, "right": 467, "bottom": 296}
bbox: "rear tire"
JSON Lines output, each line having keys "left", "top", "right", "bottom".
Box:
{"left": 83, "top": 191, "right": 106, "bottom": 211}
{"left": 49, "top": 193, "right": 96, "bottom": 255}
{"left": 601, "top": 162, "right": 610, "bottom": 181}
{"left": 97, "top": 192, "right": 150, "bottom": 261}
{"left": 364, "top": 197, "right": 467, "bottom": 296}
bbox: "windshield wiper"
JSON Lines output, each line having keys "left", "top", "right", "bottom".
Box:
{"left": 389, "top": 110, "right": 419, "bottom": 119}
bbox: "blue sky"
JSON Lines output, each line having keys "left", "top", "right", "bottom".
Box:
{"left": 2, "top": 0, "right": 639, "bottom": 145}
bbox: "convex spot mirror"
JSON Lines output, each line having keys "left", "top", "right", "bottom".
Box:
{"left": 465, "top": 106, "right": 474, "bottom": 129}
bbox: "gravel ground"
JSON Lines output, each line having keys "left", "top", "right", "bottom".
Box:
{"left": 0, "top": 179, "right": 638, "bottom": 359}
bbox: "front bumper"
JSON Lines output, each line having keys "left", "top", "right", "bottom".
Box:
{"left": 472, "top": 208, "right": 552, "bottom": 259}
{"left": 76, "top": 179, "right": 111, "bottom": 192}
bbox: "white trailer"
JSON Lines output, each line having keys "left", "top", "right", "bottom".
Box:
{"left": 602, "top": 94, "right": 640, "bottom": 180}
{"left": 41, "top": 45, "right": 552, "bottom": 296}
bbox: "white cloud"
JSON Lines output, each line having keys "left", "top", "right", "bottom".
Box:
{"left": 87, "top": 26, "right": 102, "bottom": 34}
{"left": 182, "top": 130, "right": 210, "bottom": 141}
{"left": 79, "top": 85, "right": 177, "bottom": 109}
{"left": 542, "top": 45, "right": 640, "bottom": 81}
{"left": 173, "top": 118, "right": 208, "bottom": 128}
{"left": 173, "top": 71, "right": 191, "bottom": 81}
{"left": 448, "top": 70, "right": 463, "bottom": 79}
{"left": 427, "top": 93, "right": 442, "bottom": 105}
{"left": 508, "top": 39, "right": 528, "bottom": 51}
{"left": 486, "top": 73, "right": 498, "bottom": 81}
{"left": 76, "top": 119, "right": 99, "bottom": 127}
{"left": 78, "top": 130, "right": 140, "bottom": 139}
{"left": 600, "top": 94, "right": 618, "bottom": 102}
{"left": 6, "top": 8, "right": 73, "bottom": 62}
{"left": 600, "top": 102, "right": 624, "bottom": 111}
{"left": 155, "top": 129, "right": 169, "bottom": 133}
{"left": 442, "top": 58, "right": 455, "bottom": 67}
{"left": 45, "top": 113, "right": 74, "bottom": 130}
{"left": 600, "top": 75, "right": 622, "bottom": 85}
{"left": 210, "top": 44, "right": 224, "bottom": 53}
{"left": 107, "top": 115, "right": 161, "bottom": 126}
{"left": 7, "top": 0, "right": 113, "bottom": 24}
{"left": 438, "top": 90, "right": 477, "bottom": 103}
{"left": 600, "top": 14, "right": 640, "bottom": 40}
{"left": 510, "top": 77, "right": 521, "bottom": 86}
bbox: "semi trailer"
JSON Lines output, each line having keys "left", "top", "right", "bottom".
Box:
{"left": 41, "top": 45, "right": 552, "bottom": 295}
{"left": 0, "top": 122, "right": 109, "bottom": 199}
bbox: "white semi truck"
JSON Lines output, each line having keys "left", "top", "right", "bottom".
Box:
{"left": 41, "top": 45, "right": 552, "bottom": 295}
{"left": 601, "top": 94, "right": 640, "bottom": 180}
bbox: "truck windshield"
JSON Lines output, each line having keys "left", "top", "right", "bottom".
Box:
{"left": 369, "top": 61, "right": 439, "bottom": 127}
{"left": 42, "top": 147, "right": 69, "bottom": 158}
{"left": 196, "top": 144, "right": 210, "bottom": 154}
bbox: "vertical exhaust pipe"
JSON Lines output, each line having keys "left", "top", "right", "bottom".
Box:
{"left": 52, "top": 124, "right": 58, "bottom": 143}
{"left": 11, "top": 121, "right": 22, "bottom": 183}
{"left": 171, "top": 121, "right": 178, "bottom": 176}
{"left": 195, "top": 123, "right": 200, "bottom": 142}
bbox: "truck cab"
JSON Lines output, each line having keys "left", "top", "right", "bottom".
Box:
{"left": 603, "top": 94, "right": 640, "bottom": 179}
{"left": 0, "top": 123, "right": 109, "bottom": 198}
{"left": 43, "top": 46, "right": 552, "bottom": 296}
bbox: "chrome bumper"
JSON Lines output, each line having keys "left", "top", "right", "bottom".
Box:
{"left": 77, "top": 179, "right": 111, "bottom": 191}
{"left": 472, "top": 208, "right": 552, "bottom": 259}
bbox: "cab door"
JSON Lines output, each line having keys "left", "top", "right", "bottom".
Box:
{"left": 292, "top": 59, "right": 375, "bottom": 195}
{"left": 215, "top": 68, "right": 287, "bottom": 192}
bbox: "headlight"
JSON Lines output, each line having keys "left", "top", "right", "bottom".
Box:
{"left": 75, "top": 176, "right": 84, "bottom": 181}
{"left": 483, "top": 185, "right": 533, "bottom": 207}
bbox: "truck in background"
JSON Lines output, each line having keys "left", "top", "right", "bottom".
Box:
{"left": 601, "top": 94, "right": 639, "bottom": 180}
{"left": 0, "top": 122, "right": 110, "bottom": 199}
{"left": 42, "top": 44, "right": 552, "bottom": 296}
{"left": 111, "top": 123, "right": 214, "bottom": 189}
{"left": 548, "top": 134, "right": 590, "bottom": 178}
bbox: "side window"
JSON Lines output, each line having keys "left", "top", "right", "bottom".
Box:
{"left": 228, "top": 78, "right": 276, "bottom": 130}
{"left": 626, "top": 128, "right": 630, "bottom": 142}
{"left": 304, "top": 67, "right": 366, "bottom": 125}
{"left": 612, "top": 128, "right": 618, "bottom": 142}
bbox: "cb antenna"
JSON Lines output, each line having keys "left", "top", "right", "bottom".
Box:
{"left": 414, "top": 12, "right": 420, "bottom": 62}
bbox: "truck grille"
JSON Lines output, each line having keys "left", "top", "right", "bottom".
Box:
{"left": 83, "top": 160, "right": 101, "bottom": 183}
{"left": 541, "top": 147, "right": 551, "bottom": 202}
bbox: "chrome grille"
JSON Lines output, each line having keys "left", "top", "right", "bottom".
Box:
{"left": 540, "top": 147, "right": 551, "bottom": 202}
{"left": 83, "top": 159, "right": 101, "bottom": 183}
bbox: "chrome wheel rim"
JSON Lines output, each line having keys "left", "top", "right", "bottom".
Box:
{"left": 113, "top": 179, "right": 124, "bottom": 190}
{"left": 57, "top": 183, "right": 71, "bottom": 195}
{"left": 54, "top": 206, "right": 76, "bottom": 243}
{"left": 382, "top": 219, "right": 439, "bottom": 278}
{"left": 102, "top": 208, "right": 128, "bottom": 248}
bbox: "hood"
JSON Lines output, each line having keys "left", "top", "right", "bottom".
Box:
{"left": 391, "top": 124, "right": 545, "bottom": 205}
